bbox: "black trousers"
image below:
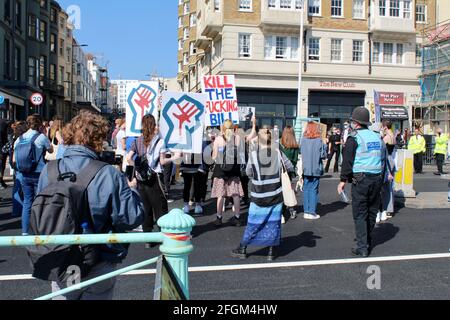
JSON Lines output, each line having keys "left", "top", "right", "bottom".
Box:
{"left": 162, "top": 163, "right": 173, "bottom": 197}
{"left": 198, "top": 170, "right": 209, "bottom": 201}
{"left": 182, "top": 172, "right": 203, "bottom": 203}
{"left": 240, "top": 175, "right": 249, "bottom": 200}
{"left": 414, "top": 152, "right": 424, "bottom": 173}
{"left": 436, "top": 154, "right": 445, "bottom": 174}
{"left": 138, "top": 175, "right": 168, "bottom": 233}
{"left": 351, "top": 174, "right": 382, "bottom": 252}
{"left": 325, "top": 149, "right": 341, "bottom": 173}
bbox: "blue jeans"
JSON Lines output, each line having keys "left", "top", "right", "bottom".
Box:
{"left": 303, "top": 177, "right": 320, "bottom": 215}
{"left": 12, "top": 173, "right": 24, "bottom": 218}
{"left": 21, "top": 173, "right": 40, "bottom": 235}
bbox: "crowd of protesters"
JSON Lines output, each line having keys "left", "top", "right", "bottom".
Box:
{"left": 0, "top": 110, "right": 448, "bottom": 299}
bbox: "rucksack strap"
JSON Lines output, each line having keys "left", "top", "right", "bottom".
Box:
{"left": 76, "top": 160, "right": 108, "bottom": 190}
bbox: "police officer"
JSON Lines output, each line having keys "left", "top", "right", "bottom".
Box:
{"left": 338, "top": 107, "right": 386, "bottom": 257}
{"left": 434, "top": 128, "right": 448, "bottom": 175}
{"left": 408, "top": 128, "right": 426, "bottom": 174}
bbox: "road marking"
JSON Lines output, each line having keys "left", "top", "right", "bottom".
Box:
{"left": 1, "top": 252, "right": 449, "bottom": 281}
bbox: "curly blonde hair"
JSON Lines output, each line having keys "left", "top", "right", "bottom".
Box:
{"left": 62, "top": 111, "right": 110, "bottom": 153}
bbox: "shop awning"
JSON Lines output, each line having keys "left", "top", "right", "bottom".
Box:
{"left": 381, "top": 106, "right": 408, "bottom": 120}
{"left": 0, "top": 90, "right": 25, "bottom": 106}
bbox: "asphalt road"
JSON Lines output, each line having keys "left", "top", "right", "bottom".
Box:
{"left": 0, "top": 172, "right": 449, "bottom": 300}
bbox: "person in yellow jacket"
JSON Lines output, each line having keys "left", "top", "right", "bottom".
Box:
{"left": 434, "top": 128, "right": 448, "bottom": 175}
{"left": 408, "top": 128, "right": 426, "bottom": 174}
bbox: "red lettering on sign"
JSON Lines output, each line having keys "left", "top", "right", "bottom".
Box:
{"left": 203, "top": 75, "right": 234, "bottom": 89}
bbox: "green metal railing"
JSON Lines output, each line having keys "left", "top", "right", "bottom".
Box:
{"left": 0, "top": 208, "right": 196, "bottom": 300}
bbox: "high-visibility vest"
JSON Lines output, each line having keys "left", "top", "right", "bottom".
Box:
{"left": 353, "top": 129, "right": 383, "bottom": 174}
{"left": 408, "top": 135, "right": 426, "bottom": 154}
{"left": 434, "top": 135, "right": 448, "bottom": 155}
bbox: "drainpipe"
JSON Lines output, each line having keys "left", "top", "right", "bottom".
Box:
{"left": 368, "top": 0, "right": 372, "bottom": 75}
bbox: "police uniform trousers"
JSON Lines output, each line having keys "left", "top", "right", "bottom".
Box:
{"left": 352, "top": 173, "right": 383, "bottom": 251}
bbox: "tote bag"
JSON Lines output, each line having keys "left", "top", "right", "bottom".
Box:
{"left": 279, "top": 152, "right": 298, "bottom": 207}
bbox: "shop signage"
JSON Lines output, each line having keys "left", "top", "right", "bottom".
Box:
{"left": 319, "top": 81, "right": 356, "bottom": 89}
{"left": 378, "top": 92, "right": 404, "bottom": 106}
{"left": 381, "top": 106, "right": 409, "bottom": 120}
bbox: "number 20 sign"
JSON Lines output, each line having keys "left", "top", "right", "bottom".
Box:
{"left": 30, "top": 93, "right": 44, "bottom": 106}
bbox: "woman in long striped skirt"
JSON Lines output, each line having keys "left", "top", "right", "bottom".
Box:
{"left": 231, "top": 126, "right": 295, "bottom": 261}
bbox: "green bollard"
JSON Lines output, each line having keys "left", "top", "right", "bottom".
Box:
{"left": 157, "top": 208, "right": 196, "bottom": 299}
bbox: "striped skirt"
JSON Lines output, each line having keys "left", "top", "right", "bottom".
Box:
{"left": 241, "top": 202, "right": 283, "bottom": 247}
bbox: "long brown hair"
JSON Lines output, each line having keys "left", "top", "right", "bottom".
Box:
{"left": 222, "top": 119, "right": 234, "bottom": 142}
{"left": 304, "top": 122, "right": 321, "bottom": 139}
{"left": 281, "top": 126, "right": 299, "bottom": 148}
{"left": 49, "top": 120, "right": 63, "bottom": 141}
{"left": 142, "top": 115, "right": 156, "bottom": 147}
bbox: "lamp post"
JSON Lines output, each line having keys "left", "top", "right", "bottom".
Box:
{"left": 295, "top": 0, "right": 306, "bottom": 140}
{"left": 70, "top": 43, "right": 88, "bottom": 119}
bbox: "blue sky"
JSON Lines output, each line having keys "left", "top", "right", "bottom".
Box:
{"left": 57, "top": 0, "right": 178, "bottom": 80}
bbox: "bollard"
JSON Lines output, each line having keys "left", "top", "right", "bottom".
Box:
{"left": 394, "top": 149, "right": 416, "bottom": 198}
{"left": 157, "top": 208, "right": 196, "bottom": 299}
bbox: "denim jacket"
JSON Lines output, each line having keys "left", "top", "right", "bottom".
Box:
{"left": 37, "top": 145, "right": 144, "bottom": 263}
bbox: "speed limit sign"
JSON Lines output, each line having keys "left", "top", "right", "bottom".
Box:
{"left": 30, "top": 93, "right": 44, "bottom": 106}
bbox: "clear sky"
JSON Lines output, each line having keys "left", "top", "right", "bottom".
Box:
{"left": 57, "top": 0, "right": 178, "bottom": 80}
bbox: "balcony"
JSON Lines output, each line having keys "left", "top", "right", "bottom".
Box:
{"left": 370, "top": 5, "right": 415, "bottom": 39}
{"left": 260, "top": 4, "right": 309, "bottom": 33}
{"left": 199, "top": 11, "right": 223, "bottom": 39}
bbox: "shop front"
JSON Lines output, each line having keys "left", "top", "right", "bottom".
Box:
{"left": 0, "top": 89, "right": 26, "bottom": 121}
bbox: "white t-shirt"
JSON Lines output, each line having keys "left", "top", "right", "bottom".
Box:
{"left": 115, "top": 130, "right": 126, "bottom": 156}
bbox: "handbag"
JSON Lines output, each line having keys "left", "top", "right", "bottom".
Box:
{"left": 279, "top": 152, "right": 298, "bottom": 207}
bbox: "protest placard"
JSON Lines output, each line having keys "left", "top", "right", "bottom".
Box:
{"left": 202, "top": 75, "right": 239, "bottom": 127}
{"left": 159, "top": 91, "right": 207, "bottom": 154}
{"left": 126, "top": 81, "right": 159, "bottom": 137}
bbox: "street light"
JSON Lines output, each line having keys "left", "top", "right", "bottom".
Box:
{"left": 295, "top": 0, "right": 306, "bottom": 140}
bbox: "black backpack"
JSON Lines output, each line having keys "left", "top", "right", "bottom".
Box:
{"left": 27, "top": 160, "right": 107, "bottom": 283}
{"left": 134, "top": 136, "right": 160, "bottom": 183}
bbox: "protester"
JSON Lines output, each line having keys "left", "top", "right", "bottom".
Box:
{"left": 45, "top": 119, "right": 64, "bottom": 161}
{"left": 35, "top": 111, "right": 143, "bottom": 300}
{"left": 325, "top": 127, "right": 342, "bottom": 173}
{"left": 231, "top": 125, "right": 294, "bottom": 261}
{"left": 126, "top": 115, "right": 180, "bottom": 242}
{"left": 12, "top": 114, "right": 53, "bottom": 235}
{"left": 211, "top": 119, "right": 244, "bottom": 227}
{"left": 114, "top": 119, "right": 126, "bottom": 171}
{"left": 408, "top": 128, "right": 426, "bottom": 174}
{"left": 8, "top": 121, "right": 27, "bottom": 218}
{"left": 434, "top": 128, "right": 448, "bottom": 175}
{"left": 301, "top": 122, "right": 328, "bottom": 220}
{"left": 378, "top": 121, "right": 396, "bottom": 222}
{"left": 0, "top": 117, "right": 9, "bottom": 189}
{"left": 111, "top": 118, "right": 122, "bottom": 149}
{"left": 280, "top": 126, "right": 300, "bottom": 219}
{"left": 338, "top": 107, "right": 386, "bottom": 258}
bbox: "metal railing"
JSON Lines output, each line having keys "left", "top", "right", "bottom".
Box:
{"left": 0, "top": 208, "right": 195, "bottom": 300}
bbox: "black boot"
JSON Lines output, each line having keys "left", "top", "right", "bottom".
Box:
{"left": 231, "top": 246, "right": 247, "bottom": 260}
{"left": 267, "top": 247, "right": 277, "bottom": 261}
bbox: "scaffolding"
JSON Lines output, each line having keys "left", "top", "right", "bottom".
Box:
{"left": 415, "top": 19, "right": 450, "bottom": 135}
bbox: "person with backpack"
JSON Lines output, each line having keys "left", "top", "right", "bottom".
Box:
{"left": 211, "top": 119, "right": 245, "bottom": 227}
{"left": 12, "top": 114, "right": 53, "bottom": 235}
{"left": 126, "top": 115, "right": 180, "bottom": 242}
{"left": 31, "top": 111, "right": 144, "bottom": 300}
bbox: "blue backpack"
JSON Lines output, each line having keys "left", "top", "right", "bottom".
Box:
{"left": 15, "top": 133, "right": 44, "bottom": 174}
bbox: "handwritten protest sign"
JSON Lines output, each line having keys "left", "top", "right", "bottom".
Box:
{"left": 201, "top": 75, "right": 239, "bottom": 127}
{"left": 126, "top": 81, "right": 159, "bottom": 137}
{"left": 160, "top": 91, "right": 207, "bottom": 154}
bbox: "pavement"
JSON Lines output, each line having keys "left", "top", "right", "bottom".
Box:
{"left": 0, "top": 170, "right": 449, "bottom": 300}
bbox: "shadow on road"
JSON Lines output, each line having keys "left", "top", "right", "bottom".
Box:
{"left": 249, "top": 231, "right": 322, "bottom": 259}
{"left": 0, "top": 260, "right": 6, "bottom": 264}
{"left": 318, "top": 201, "right": 349, "bottom": 218}
{"left": 372, "top": 223, "right": 400, "bottom": 250}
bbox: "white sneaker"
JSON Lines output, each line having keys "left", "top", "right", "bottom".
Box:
{"left": 376, "top": 212, "right": 381, "bottom": 224}
{"left": 133, "top": 225, "right": 143, "bottom": 232}
{"left": 281, "top": 215, "right": 286, "bottom": 224}
{"left": 183, "top": 204, "right": 190, "bottom": 214}
{"left": 381, "top": 211, "right": 388, "bottom": 222}
{"left": 195, "top": 204, "right": 203, "bottom": 215}
{"left": 304, "top": 213, "right": 321, "bottom": 220}
{"left": 167, "top": 199, "right": 175, "bottom": 204}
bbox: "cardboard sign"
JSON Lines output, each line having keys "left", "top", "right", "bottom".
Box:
{"left": 239, "top": 107, "right": 256, "bottom": 122}
{"left": 201, "top": 75, "right": 239, "bottom": 127}
{"left": 126, "top": 81, "right": 159, "bottom": 137}
{"left": 160, "top": 91, "right": 207, "bottom": 154}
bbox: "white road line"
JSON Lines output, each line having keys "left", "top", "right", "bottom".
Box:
{"left": 1, "top": 253, "right": 449, "bottom": 281}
